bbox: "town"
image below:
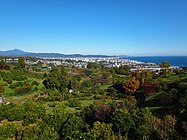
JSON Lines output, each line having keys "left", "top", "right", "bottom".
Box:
{"left": 2, "top": 56, "right": 179, "bottom": 72}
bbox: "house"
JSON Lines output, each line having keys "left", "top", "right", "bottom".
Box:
{"left": 41, "top": 63, "right": 51, "bottom": 69}
{"left": 69, "top": 89, "right": 74, "bottom": 94}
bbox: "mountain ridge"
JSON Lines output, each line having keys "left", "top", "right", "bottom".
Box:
{"left": 0, "top": 49, "right": 116, "bottom": 58}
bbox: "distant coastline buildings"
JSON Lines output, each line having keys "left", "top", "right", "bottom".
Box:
{"left": 1, "top": 56, "right": 180, "bottom": 72}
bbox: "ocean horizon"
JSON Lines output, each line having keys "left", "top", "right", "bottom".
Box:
{"left": 122, "top": 56, "right": 187, "bottom": 67}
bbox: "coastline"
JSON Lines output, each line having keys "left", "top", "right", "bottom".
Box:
{"left": 122, "top": 56, "right": 187, "bottom": 67}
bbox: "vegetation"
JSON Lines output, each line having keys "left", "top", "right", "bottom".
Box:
{"left": 0, "top": 59, "right": 187, "bottom": 139}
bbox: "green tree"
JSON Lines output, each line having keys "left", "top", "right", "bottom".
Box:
{"left": 109, "top": 109, "right": 135, "bottom": 137}
{"left": 123, "top": 95, "right": 137, "bottom": 110}
{"left": 90, "top": 121, "right": 113, "bottom": 140}
{"left": 160, "top": 60, "right": 170, "bottom": 76}
{"left": 20, "top": 123, "right": 59, "bottom": 140}
{"left": 0, "top": 122, "right": 21, "bottom": 140}
{"left": 117, "top": 65, "right": 130, "bottom": 75}
{"left": 61, "top": 115, "right": 84, "bottom": 139}
{"left": 107, "top": 87, "right": 117, "bottom": 97}
{"left": 82, "top": 79, "right": 92, "bottom": 88}
{"left": 160, "top": 60, "right": 170, "bottom": 68}
{"left": 141, "top": 70, "right": 152, "bottom": 83}
{"left": 18, "top": 57, "right": 26, "bottom": 68}
{"left": 102, "top": 72, "right": 112, "bottom": 84}
{"left": 43, "top": 67, "right": 69, "bottom": 92}
{"left": 87, "top": 62, "right": 100, "bottom": 69}
{"left": 136, "top": 108, "right": 162, "bottom": 140}
{"left": 60, "top": 65, "right": 68, "bottom": 76}
{"left": 44, "top": 107, "right": 68, "bottom": 132}
{"left": 84, "top": 69, "right": 93, "bottom": 76}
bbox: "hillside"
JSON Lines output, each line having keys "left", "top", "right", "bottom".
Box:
{"left": 0, "top": 59, "right": 186, "bottom": 139}
{"left": 0, "top": 49, "right": 115, "bottom": 58}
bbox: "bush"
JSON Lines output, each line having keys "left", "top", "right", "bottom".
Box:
{"left": 0, "top": 122, "right": 21, "bottom": 140}
{"left": 31, "top": 80, "right": 40, "bottom": 86}
{"left": 4, "top": 78, "right": 12, "bottom": 84}
{"left": 68, "top": 98, "right": 81, "bottom": 107}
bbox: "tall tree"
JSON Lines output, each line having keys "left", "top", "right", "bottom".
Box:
{"left": 141, "top": 70, "right": 152, "bottom": 83}
{"left": 0, "top": 85, "right": 5, "bottom": 100}
{"left": 87, "top": 62, "right": 100, "bottom": 69}
{"left": 117, "top": 65, "right": 130, "bottom": 75}
{"left": 160, "top": 60, "right": 170, "bottom": 68}
{"left": 18, "top": 57, "right": 25, "bottom": 68}
{"left": 160, "top": 60, "right": 170, "bottom": 76}
{"left": 123, "top": 77, "right": 140, "bottom": 94}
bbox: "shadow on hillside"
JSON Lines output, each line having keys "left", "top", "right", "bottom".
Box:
{"left": 112, "top": 83, "right": 124, "bottom": 93}
{"left": 134, "top": 90, "right": 145, "bottom": 107}
{"left": 135, "top": 91, "right": 165, "bottom": 108}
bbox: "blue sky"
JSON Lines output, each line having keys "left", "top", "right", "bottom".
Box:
{"left": 0, "top": 0, "right": 187, "bottom": 56}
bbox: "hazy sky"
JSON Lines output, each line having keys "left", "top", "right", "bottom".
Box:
{"left": 0, "top": 0, "right": 187, "bottom": 56}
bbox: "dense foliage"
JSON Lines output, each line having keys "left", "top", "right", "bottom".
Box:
{"left": 0, "top": 59, "right": 187, "bottom": 139}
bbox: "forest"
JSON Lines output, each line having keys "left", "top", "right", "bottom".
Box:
{"left": 0, "top": 58, "right": 186, "bottom": 140}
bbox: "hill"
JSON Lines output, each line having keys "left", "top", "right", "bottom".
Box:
{"left": 0, "top": 49, "right": 29, "bottom": 56}
{"left": 0, "top": 49, "right": 115, "bottom": 58}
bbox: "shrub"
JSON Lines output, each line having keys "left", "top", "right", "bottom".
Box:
{"left": 68, "top": 98, "right": 81, "bottom": 107}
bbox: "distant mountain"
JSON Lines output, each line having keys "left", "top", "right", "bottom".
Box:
{"left": 118, "top": 55, "right": 129, "bottom": 58}
{"left": 0, "top": 49, "right": 115, "bottom": 58}
{"left": 0, "top": 49, "right": 29, "bottom": 56}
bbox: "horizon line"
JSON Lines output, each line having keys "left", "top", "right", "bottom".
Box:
{"left": 0, "top": 48, "right": 187, "bottom": 57}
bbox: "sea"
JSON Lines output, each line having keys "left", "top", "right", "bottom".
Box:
{"left": 122, "top": 56, "right": 187, "bottom": 67}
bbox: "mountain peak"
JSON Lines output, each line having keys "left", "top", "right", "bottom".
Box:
{"left": 7, "top": 49, "right": 25, "bottom": 53}
{"left": 0, "top": 49, "right": 29, "bottom": 56}
{"left": 12, "top": 48, "right": 23, "bottom": 51}
{"left": 0, "top": 49, "right": 115, "bottom": 58}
